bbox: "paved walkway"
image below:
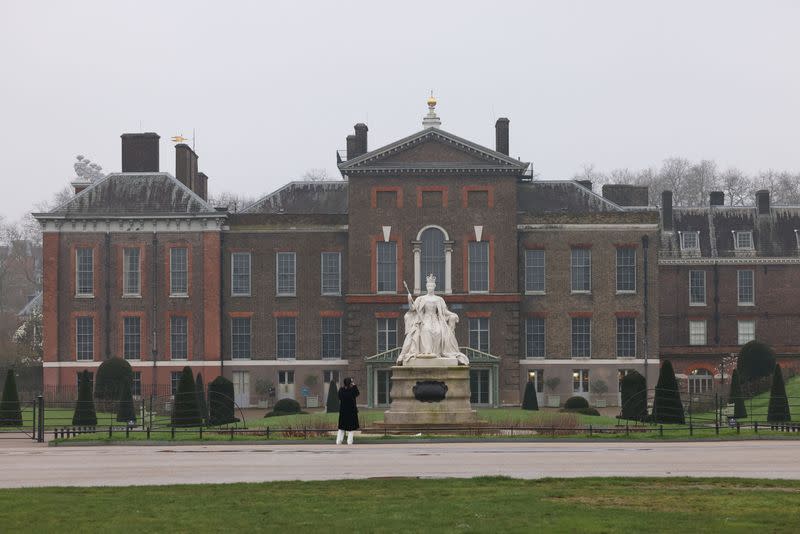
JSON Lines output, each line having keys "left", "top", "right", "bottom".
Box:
{"left": 1, "top": 440, "right": 800, "bottom": 488}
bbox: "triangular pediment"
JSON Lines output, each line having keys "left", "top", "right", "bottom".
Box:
{"left": 338, "top": 128, "right": 529, "bottom": 175}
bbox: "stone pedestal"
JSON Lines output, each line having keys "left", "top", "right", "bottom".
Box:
{"left": 382, "top": 355, "right": 478, "bottom": 427}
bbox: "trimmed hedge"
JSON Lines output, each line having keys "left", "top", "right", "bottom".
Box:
{"left": 195, "top": 373, "right": 208, "bottom": 424}
{"left": 73, "top": 370, "right": 97, "bottom": 426}
{"left": 521, "top": 380, "right": 539, "bottom": 411}
{"left": 652, "top": 360, "right": 685, "bottom": 424}
{"left": 208, "top": 376, "right": 239, "bottom": 426}
{"left": 264, "top": 397, "right": 305, "bottom": 417}
{"left": 325, "top": 379, "right": 340, "bottom": 413}
{"left": 620, "top": 370, "right": 648, "bottom": 422}
{"left": 171, "top": 366, "right": 202, "bottom": 427}
{"left": 563, "top": 396, "right": 589, "bottom": 410}
{"left": 0, "top": 369, "right": 23, "bottom": 427}
{"left": 767, "top": 364, "right": 791, "bottom": 423}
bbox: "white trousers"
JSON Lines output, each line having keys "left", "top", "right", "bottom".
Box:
{"left": 336, "top": 429, "right": 355, "bottom": 444}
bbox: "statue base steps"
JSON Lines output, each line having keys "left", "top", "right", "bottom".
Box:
{"left": 382, "top": 364, "right": 479, "bottom": 426}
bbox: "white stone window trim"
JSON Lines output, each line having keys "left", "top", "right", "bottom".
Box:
{"left": 122, "top": 247, "right": 141, "bottom": 297}
{"left": 615, "top": 247, "right": 637, "bottom": 294}
{"left": 688, "top": 320, "right": 707, "bottom": 346}
{"left": 737, "top": 319, "right": 756, "bottom": 345}
{"left": 75, "top": 247, "right": 94, "bottom": 298}
{"left": 524, "top": 249, "right": 546, "bottom": 295}
{"left": 413, "top": 225, "right": 452, "bottom": 294}
{"left": 320, "top": 251, "right": 342, "bottom": 296}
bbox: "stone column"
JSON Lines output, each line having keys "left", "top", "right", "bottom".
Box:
{"left": 444, "top": 241, "right": 454, "bottom": 294}
{"left": 412, "top": 241, "right": 422, "bottom": 294}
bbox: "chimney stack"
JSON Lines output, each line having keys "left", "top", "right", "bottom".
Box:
{"left": 756, "top": 190, "right": 770, "bottom": 215}
{"left": 354, "top": 123, "right": 368, "bottom": 156}
{"left": 662, "top": 190, "right": 673, "bottom": 231}
{"left": 495, "top": 118, "right": 509, "bottom": 155}
{"left": 121, "top": 133, "right": 160, "bottom": 172}
{"left": 196, "top": 172, "right": 208, "bottom": 201}
{"left": 175, "top": 144, "right": 198, "bottom": 191}
{"left": 709, "top": 191, "right": 725, "bottom": 206}
{"left": 576, "top": 180, "right": 593, "bottom": 192}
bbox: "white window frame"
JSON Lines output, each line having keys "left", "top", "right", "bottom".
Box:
{"left": 231, "top": 252, "right": 252, "bottom": 297}
{"left": 169, "top": 247, "right": 189, "bottom": 297}
{"left": 376, "top": 242, "right": 397, "bottom": 294}
{"left": 525, "top": 317, "right": 546, "bottom": 359}
{"left": 321, "top": 316, "right": 342, "bottom": 359}
{"left": 615, "top": 247, "right": 636, "bottom": 293}
{"left": 689, "top": 270, "right": 706, "bottom": 306}
{"left": 680, "top": 231, "right": 700, "bottom": 251}
{"left": 320, "top": 252, "right": 342, "bottom": 296}
{"left": 468, "top": 241, "right": 490, "bottom": 293}
{"left": 122, "top": 247, "right": 141, "bottom": 297}
{"left": 123, "top": 316, "right": 141, "bottom": 360}
{"left": 231, "top": 317, "right": 251, "bottom": 360}
{"left": 524, "top": 249, "right": 546, "bottom": 294}
{"left": 276, "top": 252, "right": 296, "bottom": 297}
{"left": 734, "top": 231, "right": 754, "bottom": 250}
{"left": 571, "top": 317, "right": 591, "bottom": 358}
{"left": 570, "top": 248, "right": 591, "bottom": 293}
{"left": 276, "top": 317, "right": 297, "bottom": 359}
{"left": 737, "top": 270, "right": 754, "bottom": 306}
{"left": 689, "top": 320, "right": 707, "bottom": 346}
{"left": 616, "top": 317, "right": 636, "bottom": 358}
{"left": 76, "top": 316, "right": 93, "bottom": 361}
{"left": 572, "top": 369, "right": 590, "bottom": 393}
{"left": 170, "top": 315, "right": 188, "bottom": 360}
{"left": 468, "top": 317, "right": 490, "bottom": 352}
{"left": 376, "top": 318, "right": 398, "bottom": 353}
{"left": 688, "top": 369, "right": 713, "bottom": 395}
{"left": 75, "top": 247, "right": 94, "bottom": 297}
{"left": 738, "top": 320, "right": 755, "bottom": 345}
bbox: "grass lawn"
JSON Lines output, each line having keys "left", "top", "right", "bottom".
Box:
{"left": 694, "top": 376, "right": 800, "bottom": 423}
{"left": 1, "top": 477, "right": 799, "bottom": 533}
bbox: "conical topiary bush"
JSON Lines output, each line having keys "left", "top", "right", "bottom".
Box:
{"left": 767, "top": 364, "right": 791, "bottom": 423}
{"left": 208, "top": 376, "right": 239, "bottom": 426}
{"left": 0, "top": 369, "right": 23, "bottom": 427}
{"left": 73, "top": 370, "right": 97, "bottom": 426}
{"left": 620, "top": 370, "right": 648, "bottom": 422}
{"left": 729, "top": 368, "right": 747, "bottom": 419}
{"left": 171, "top": 366, "right": 201, "bottom": 427}
{"left": 195, "top": 373, "right": 208, "bottom": 424}
{"left": 652, "top": 360, "right": 685, "bottom": 424}
{"left": 325, "top": 379, "right": 339, "bottom": 413}
{"left": 521, "top": 380, "right": 539, "bottom": 410}
{"left": 115, "top": 377, "right": 136, "bottom": 424}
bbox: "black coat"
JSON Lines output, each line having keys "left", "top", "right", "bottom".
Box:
{"left": 337, "top": 385, "right": 360, "bottom": 431}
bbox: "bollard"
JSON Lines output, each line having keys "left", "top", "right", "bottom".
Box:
{"left": 171, "top": 426, "right": 175, "bottom": 439}
{"left": 146, "top": 426, "right": 150, "bottom": 440}
{"left": 754, "top": 421, "right": 758, "bottom": 433}
{"left": 199, "top": 426, "right": 203, "bottom": 440}
{"left": 108, "top": 426, "right": 112, "bottom": 438}
{"left": 659, "top": 425, "right": 663, "bottom": 437}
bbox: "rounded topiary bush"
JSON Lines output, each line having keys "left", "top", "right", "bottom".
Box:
{"left": 208, "top": 376, "right": 240, "bottom": 426}
{"left": 737, "top": 340, "right": 776, "bottom": 384}
{"left": 265, "top": 397, "right": 307, "bottom": 417}
{"left": 563, "top": 396, "right": 589, "bottom": 410}
{"left": 94, "top": 357, "right": 133, "bottom": 410}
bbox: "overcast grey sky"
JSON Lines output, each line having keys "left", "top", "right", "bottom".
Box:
{"left": 1, "top": 1, "right": 798, "bottom": 221}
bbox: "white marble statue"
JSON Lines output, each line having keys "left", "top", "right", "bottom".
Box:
{"left": 397, "top": 274, "right": 469, "bottom": 366}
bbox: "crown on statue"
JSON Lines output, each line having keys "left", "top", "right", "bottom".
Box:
{"left": 426, "top": 273, "right": 437, "bottom": 286}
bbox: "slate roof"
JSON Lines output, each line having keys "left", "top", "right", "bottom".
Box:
{"left": 661, "top": 205, "right": 800, "bottom": 258}
{"left": 517, "top": 181, "right": 626, "bottom": 214}
{"left": 17, "top": 292, "right": 41, "bottom": 318}
{"left": 37, "top": 173, "right": 216, "bottom": 217}
{"left": 243, "top": 181, "right": 348, "bottom": 214}
{"left": 338, "top": 127, "right": 529, "bottom": 175}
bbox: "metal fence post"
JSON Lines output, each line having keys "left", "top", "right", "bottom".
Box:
{"left": 36, "top": 395, "right": 45, "bottom": 443}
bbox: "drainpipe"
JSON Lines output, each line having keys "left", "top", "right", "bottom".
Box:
{"left": 641, "top": 235, "right": 649, "bottom": 388}
{"left": 151, "top": 232, "right": 158, "bottom": 392}
{"left": 220, "top": 231, "right": 225, "bottom": 376}
{"left": 104, "top": 232, "right": 111, "bottom": 360}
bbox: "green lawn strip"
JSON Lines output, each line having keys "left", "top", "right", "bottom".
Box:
{"left": 694, "top": 376, "right": 800, "bottom": 423}
{"left": 1, "top": 477, "right": 798, "bottom": 533}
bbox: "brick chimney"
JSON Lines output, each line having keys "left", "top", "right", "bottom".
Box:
{"left": 662, "top": 190, "right": 673, "bottom": 231}
{"left": 756, "top": 190, "right": 770, "bottom": 215}
{"left": 495, "top": 118, "right": 509, "bottom": 155}
{"left": 175, "top": 144, "right": 198, "bottom": 191}
{"left": 354, "top": 123, "right": 368, "bottom": 156}
{"left": 196, "top": 172, "right": 208, "bottom": 201}
{"left": 121, "top": 133, "right": 160, "bottom": 172}
{"left": 709, "top": 191, "right": 725, "bottom": 206}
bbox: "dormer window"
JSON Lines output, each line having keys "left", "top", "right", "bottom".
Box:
{"left": 680, "top": 231, "right": 699, "bottom": 251}
{"left": 734, "top": 231, "right": 754, "bottom": 250}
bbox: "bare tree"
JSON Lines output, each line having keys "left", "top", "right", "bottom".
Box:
{"left": 207, "top": 192, "right": 257, "bottom": 213}
{"left": 684, "top": 160, "right": 718, "bottom": 207}
{"left": 720, "top": 167, "right": 751, "bottom": 206}
{"left": 301, "top": 168, "right": 335, "bottom": 181}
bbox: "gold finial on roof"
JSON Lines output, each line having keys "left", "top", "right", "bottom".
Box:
{"left": 427, "top": 91, "right": 437, "bottom": 109}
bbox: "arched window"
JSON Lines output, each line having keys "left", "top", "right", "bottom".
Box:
{"left": 420, "top": 227, "right": 445, "bottom": 291}
{"left": 688, "top": 368, "right": 713, "bottom": 395}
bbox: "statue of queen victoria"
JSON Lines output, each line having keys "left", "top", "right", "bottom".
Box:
{"left": 397, "top": 274, "right": 469, "bottom": 366}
